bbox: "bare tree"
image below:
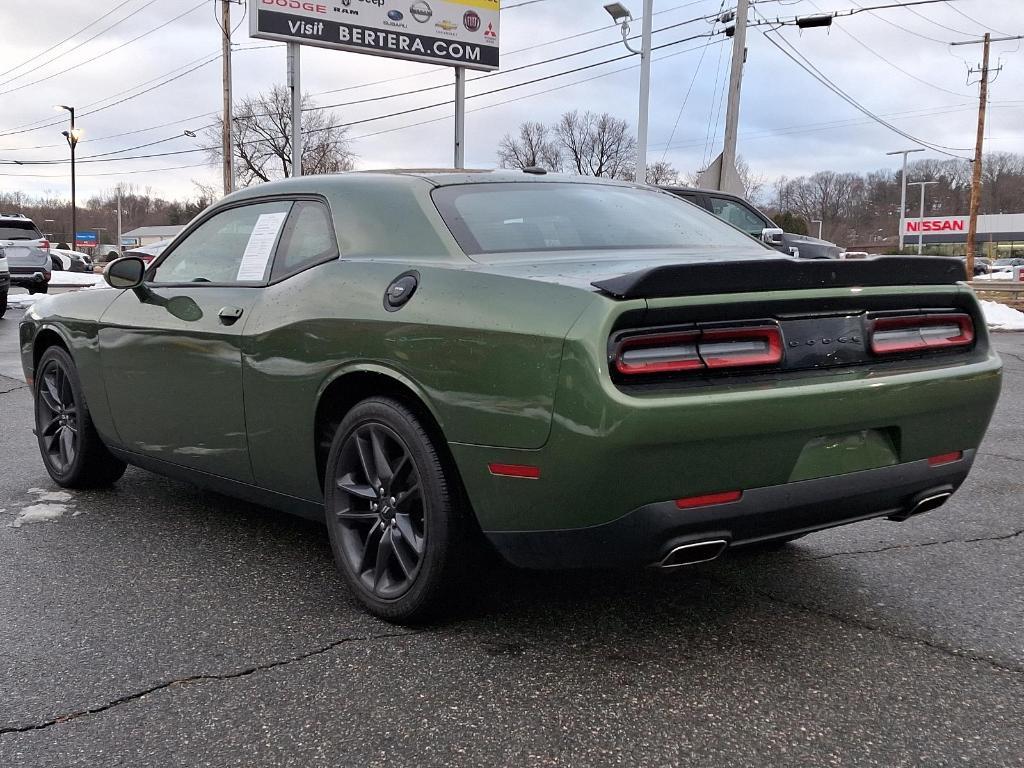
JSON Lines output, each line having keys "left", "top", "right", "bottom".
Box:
{"left": 204, "top": 85, "right": 355, "bottom": 187}
{"left": 645, "top": 160, "right": 680, "bottom": 186}
{"left": 497, "top": 121, "right": 562, "bottom": 171}
{"left": 736, "top": 156, "right": 766, "bottom": 201}
{"left": 554, "top": 111, "right": 636, "bottom": 179}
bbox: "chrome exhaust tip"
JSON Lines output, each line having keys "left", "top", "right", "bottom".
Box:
{"left": 658, "top": 539, "right": 729, "bottom": 569}
{"left": 888, "top": 489, "right": 953, "bottom": 522}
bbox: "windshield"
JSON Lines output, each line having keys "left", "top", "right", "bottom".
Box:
{"left": 432, "top": 182, "right": 768, "bottom": 257}
{"left": 0, "top": 221, "right": 42, "bottom": 240}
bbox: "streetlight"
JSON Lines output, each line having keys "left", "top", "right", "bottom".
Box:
{"left": 811, "top": 219, "right": 823, "bottom": 240}
{"left": 55, "top": 105, "right": 82, "bottom": 250}
{"left": 886, "top": 148, "right": 924, "bottom": 252}
{"left": 909, "top": 180, "right": 939, "bottom": 255}
{"left": 604, "top": 1, "right": 653, "bottom": 184}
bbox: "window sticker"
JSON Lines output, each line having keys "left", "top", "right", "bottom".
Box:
{"left": 236, "top": 211, "right": 288, "bottom": 281}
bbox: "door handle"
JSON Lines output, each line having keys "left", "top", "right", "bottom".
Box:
{"left": 218, "top": 306, "right": 244, "bottom": 325}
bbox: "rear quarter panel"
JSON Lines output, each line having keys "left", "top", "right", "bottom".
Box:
{"left": 241, "top": 259, "right": 596, "bottom": 501}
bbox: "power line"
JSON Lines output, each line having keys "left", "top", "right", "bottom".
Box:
{"left": 0, "top": 0, "right": 207, "bottom": 97}
{"left": 0, "top": 0, "right": 139, "bottom": 84}
{"left": 760, "top": 26, "right": 971, "bottom": 158}
{"left": 942, "top": 1, "right": 1016, "bottom": 38}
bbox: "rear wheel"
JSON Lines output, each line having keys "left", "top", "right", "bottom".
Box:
{"left": 324, "top": 397, "right": 471, "bottom": 623}
{"left": 0, "top": 289, "right": 6, "bottom": 318}
{"left": 34, "top": 346, "right": 127, "bottom": 488}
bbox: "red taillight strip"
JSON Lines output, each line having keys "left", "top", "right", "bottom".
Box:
{"left": 615, "top": 331, "right": 702, "bottom": 375}
{"left": 488, "top": 463, "right": 541, "bottom": 479}
{"left": 870, "top": 313, "right": 974, "bottom": 355}
{"left": 675, "top": 490, "right": 743, "bottom": 509}
{"left": 700, "top": 325, "right": 783, "bottom": 369}
{"left": 928, "top": 451, "right": 963, "bottom": 467}
{"left": 613, "top": 325, "right": 783, "bottom": 376}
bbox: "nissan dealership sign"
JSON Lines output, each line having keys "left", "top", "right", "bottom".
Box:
{"left": 250, "top": 0, "right": 500, "bottom": 70}
{"left": 904, "top": 216, "right": 967, "bottom": 235}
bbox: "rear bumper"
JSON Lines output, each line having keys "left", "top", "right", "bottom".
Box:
{"left": 10, "top": 267, "right": 49, "bottom": 286}
{"left": 485, "top": 451, "right": 974, "bottom": 569}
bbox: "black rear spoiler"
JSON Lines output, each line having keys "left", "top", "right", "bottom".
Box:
{"left": 591, "top": 257, "right": 968, "bottom": 300}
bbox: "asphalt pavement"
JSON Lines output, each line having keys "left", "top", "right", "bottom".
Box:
{"left": 1, "top": 294, "right": 1022, "bottom": 767}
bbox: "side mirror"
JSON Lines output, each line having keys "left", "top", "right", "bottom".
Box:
{"left": 104, "top": 256, "right": 146, "bottom": 289}
{"left": 761, "top": 227, "right": 785, "bottom": 247}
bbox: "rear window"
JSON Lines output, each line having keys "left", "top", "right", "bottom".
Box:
{"left": 432, "top": 182, "right": 765, "bottom": 257}
{"left": 0, "top": 220, "right": 41, "bottom": 240}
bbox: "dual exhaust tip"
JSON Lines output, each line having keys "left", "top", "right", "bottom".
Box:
{"left": 658, "top": 488, "right": 955, "bottom": 569}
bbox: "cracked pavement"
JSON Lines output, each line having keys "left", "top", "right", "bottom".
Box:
{"left": 0, "top": 311, "right": 1022, "bottom": 766}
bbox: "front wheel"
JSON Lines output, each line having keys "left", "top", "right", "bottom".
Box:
{"left": 34, "top": 346, "right": 127, "bottom": 488}
{"left": 324, "top": 397, "right": 472, "bottom": 623}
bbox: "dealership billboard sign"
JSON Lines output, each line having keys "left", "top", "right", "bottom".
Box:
{"left": 250, "top": 0, "right": 500, "bottom": 70}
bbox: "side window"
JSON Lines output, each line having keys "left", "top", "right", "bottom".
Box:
{"left": 271, "top": 200, "right": 338, "bottom": 281}
{"left": 708, "top": 197, "right": 766, "bottom": 236}
{"left": 152, "top": 201, "right": 293, "bottom": 284}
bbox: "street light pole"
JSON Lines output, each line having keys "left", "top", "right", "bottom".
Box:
{"left": 886, "top": 148, "right": 924, "bottom": 252}
{"left": 56, "top": 105, "right": 80, "bottom": 249}
{"left": 603, "top": 1, "right": 653, "bottom": 184}
{"left": 909, "top": 180, "right": 939, "bottom": 255}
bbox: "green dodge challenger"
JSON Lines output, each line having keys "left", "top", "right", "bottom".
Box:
{"left": 20, "top": 171, "right": 1002, "bottom": 620}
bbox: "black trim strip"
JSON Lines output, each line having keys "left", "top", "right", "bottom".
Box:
{"left": 592, "top": 256, "right": 968, "bottom": 300}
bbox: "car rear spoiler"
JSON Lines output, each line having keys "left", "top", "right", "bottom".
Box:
{"left": 591, "top": 257, "right": 968, "bottom": 300}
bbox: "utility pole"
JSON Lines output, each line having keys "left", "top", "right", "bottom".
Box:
{"left": 886, "top": 148, "right": 924, "bottom": 252}
{"left": 909, "top": 180, "right": 939, "bottom": 255}
{"left": 698, "top": 0, "right": 748, "bottom": 194}
{"left": 950, "top": 33, "right": 1021, "bottom": 275}
{"left": 287, "top": 42, "right": 302, "bottom": 177}
{"left": 116, "top": 185, "right": 123, "bottom": 257}
{"left": 220, "top": 0, "right": 234, "bottom": 195}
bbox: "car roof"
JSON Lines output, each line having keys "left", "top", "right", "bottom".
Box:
{"left": 224, "top": 169, "right": 645, "bottom": 202}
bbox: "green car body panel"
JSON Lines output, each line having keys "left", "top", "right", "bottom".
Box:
{"left": 20, "top": 171, "right": 1002, "bottom": 569}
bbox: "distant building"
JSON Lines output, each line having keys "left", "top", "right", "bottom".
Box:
{"left": 121, "top": 225, "right": 184, "bottom": 248}
{"left": 904, "top": 214, "right": 1024, "bottom": 258}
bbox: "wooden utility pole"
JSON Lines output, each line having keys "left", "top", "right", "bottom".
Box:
{"left": 221, "top": 0, "right": 234, "bottom": 195}
{"left": 964, "top": 33, "right": 990, "bottom": 277}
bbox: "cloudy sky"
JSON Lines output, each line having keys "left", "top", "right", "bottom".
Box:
{"left": 0, "top": 0, "right": 1020, "bottom": 202}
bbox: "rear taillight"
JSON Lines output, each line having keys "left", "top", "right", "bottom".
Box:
{"left": 40, "top": 239, "right": 50, "bottom": 250}
{"left": 869, "top": 313, "right": 974, "bottom": 355}
{"left": 614, "top": 325, "right": 782, "bottom": 376}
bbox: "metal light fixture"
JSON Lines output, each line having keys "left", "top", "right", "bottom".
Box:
{"left": 602, "top": 0, "right": 652, "bottom": 184}
{"left": 603, "top": 3, "right": 632, "bottom": 23}
{"left": 55, "top": 105, "right": 80, "bottom": 250}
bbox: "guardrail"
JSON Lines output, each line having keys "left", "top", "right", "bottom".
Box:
{"left": 968, "top": 280, "right": 1024, "bottom": 309}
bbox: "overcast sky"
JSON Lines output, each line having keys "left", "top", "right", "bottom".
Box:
{"left": 0, "top": 0, "right": 1020, "bottom": 203}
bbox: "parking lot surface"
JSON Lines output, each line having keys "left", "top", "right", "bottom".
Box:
{"left": 1, "top": 298, "right": 1022, "bottom": 767}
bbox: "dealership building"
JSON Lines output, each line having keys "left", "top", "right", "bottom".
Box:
{"left": 903, "top": 214, "right": 1024, "bottom": 258}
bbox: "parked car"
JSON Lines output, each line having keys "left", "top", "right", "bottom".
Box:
{"left": 662, "top": 186, "right": 844, "bottom": 259}
{"left": 0, "top": 212, "right": 49, "bottom": 252}
{"left": 20, "top": 171, "right": 1000, "bottom": 622}
{"left": 993, "top": 258, "right": 1024, "bottom": 269}
{"left": 956, "top": 256, "right": 991, "bottom": 276}
{"left": 92, "top": 244, "right": 122, "bottom": 263}
{"left": 50, "top": 248, "right": 93, "bottom": 273}
{"left": 0, "top": 249, "right": 8, "bottom": 319}
{"left": 5, "top": 244, "right": 51, "bottom": 293}
{"left": 123, "top": 238, "right": 173, "bottom": 265}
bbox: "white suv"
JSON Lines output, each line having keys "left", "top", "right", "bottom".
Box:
{"left": 0, "top": 213, "right": 49, "bottom": 251}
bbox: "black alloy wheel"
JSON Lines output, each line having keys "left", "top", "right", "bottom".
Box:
{"left": 33, "top": 346, "right": 126, "bottom": 487}
{"left": 324, "top": 397, "right": 472, "bottom": 622}
{"left": 37, "top": 359, "right": 79, "bottom": 475}
{"left": 333, "top": 422, "right": 426, "bottom": 599}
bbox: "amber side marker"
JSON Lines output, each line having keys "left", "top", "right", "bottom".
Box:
{"left": 928, "top": 451, "right": 963, "bottom": 467}
{"left": 675, "top": 490, "right": 743, "bottom": 509}
{"left": 488, "top": 463, "right": 541, "bottom": 479}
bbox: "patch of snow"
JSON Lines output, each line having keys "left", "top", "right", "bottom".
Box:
{"left": 6, "top": 294, "right": 39, "bottom": 310}
{"left": 981, "top": 300, "right": 1024, "bottom": 331}
{"left": 28, "top": 490, "right": 73, "bottom": 503}
{"left": 49, "top": 272, "right": 104, "bottom": 287}
{"left": 9, "top": 503, "right": 68, "bottom": 527}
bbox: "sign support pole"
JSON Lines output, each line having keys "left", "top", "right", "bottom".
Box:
{"left": 454, "top": 66, "right": 466, "bottom": 169}
{"left": 287, "top": 42, "right": 302, "bottom": 177}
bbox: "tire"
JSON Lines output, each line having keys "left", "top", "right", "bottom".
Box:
{"left": 34, "top": 346, "right": 127, "bottom": 488}
{"left": 0, "top": 290, "right": 6, "bottom": 319}
{"left": 36, "top": 283, "right": 49, "bottom": 294}
{"left": 324, "top": 397, "right": 472, "bottom": 623}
